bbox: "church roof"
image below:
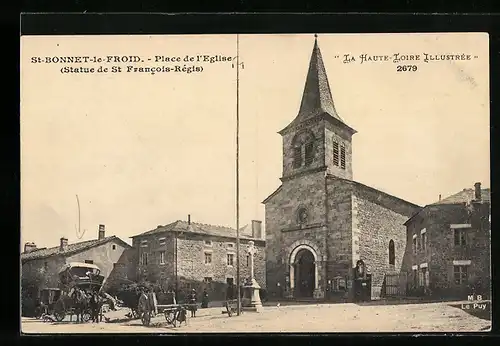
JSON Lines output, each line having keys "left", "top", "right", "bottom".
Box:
{"left": 263, "top": 177, "right": 421, "bottom": 216}
{"left": 280, "top": 36, "right": 355, "bottom": 135}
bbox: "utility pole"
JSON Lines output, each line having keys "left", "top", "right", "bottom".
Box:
{"left": 235, "top": 33, "right": 242, "bottom": 316}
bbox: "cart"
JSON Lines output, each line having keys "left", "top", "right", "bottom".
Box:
{"left": 222, "top": 299, "right": 243, "bottom": 317}
{"left": 140, "top": 303, "right": 196, "bottom": 327}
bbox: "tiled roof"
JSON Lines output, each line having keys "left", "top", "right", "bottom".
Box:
{"left": 432, "top": 188, "right": 491, "bottom": 205}
{"left": 21, "top": 236, "right": 131, "bottom": 263}
{"left": 131, "top": 220, "right": 261, "bottom": 241}
{"left": 404, "top": 187, "right": 490, "bottom": 226}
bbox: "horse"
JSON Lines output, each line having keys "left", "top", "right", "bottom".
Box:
{"left": 71, "top": 288, "right": 90, "bottom": 323}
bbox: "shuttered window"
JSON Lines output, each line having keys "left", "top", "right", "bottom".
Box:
{"left": 333, "top": 141, "right": 339, "bottom": 166}
{"left": 340, "top": 144, "right": 346, "bottom": 169}
{"left": 304, "top": 142, "right": 314, "bottom": 166}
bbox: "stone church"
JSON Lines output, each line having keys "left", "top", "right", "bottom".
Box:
{"left": 263, "top": 36, "right": 422, "bottom": 301}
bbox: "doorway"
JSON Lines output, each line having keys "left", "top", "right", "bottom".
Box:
{"left": 294, "top": 249, "right": 315, "bottom": 298}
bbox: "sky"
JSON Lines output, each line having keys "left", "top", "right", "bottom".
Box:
{"left": 20, "top": 33, "right": 490, "bottom": 249}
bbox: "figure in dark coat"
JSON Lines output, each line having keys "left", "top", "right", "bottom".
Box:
{"left": 201, "top": 289, "right": 209, "bottom": 308}
{"left": 188, "top": 289, "right": 198, "bottom": 317}
{"left": 226, "top": 284, "right": 234, "bottom": 301}
{"left": 90, "top": 291, "right": 100, "bottom": 323}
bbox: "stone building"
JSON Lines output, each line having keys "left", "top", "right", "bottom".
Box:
{"left": 401, "top": 182, "right": 491, "bottom": 299}
{"left": 21, "top": 225, "right": 133, "bottom": 311}
{"left": 263, "top": 36, "right": 421, "bottom": 301}
{"left": 130, "top": 217, "right": 266, "bottom": 301}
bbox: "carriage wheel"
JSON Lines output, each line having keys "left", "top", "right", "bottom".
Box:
{"left": 141, "top": 312, "right": 151, "bottom": 326}
{"left": 165, "top": 311, "right": 175, "bottom": 325}
{"left": 54, "top": 309, "right": 66, "bottom": 322}
{"left": 82, "top": 309, "right": 91, "bottom": 323}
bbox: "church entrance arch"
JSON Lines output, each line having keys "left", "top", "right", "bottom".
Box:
{"left": 289, "top": 244, "right": 319, "bottom": 298}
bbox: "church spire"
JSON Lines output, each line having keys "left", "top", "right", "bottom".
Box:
{"left": 296, "top": 34, "right": 343, "bottom": 123}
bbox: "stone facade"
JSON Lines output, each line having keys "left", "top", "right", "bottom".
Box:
{"left": 131, "top": 221, "right": 266, "bottom": 302}
{"left": 352, "top": 183, "right": 418, "bottom": 298}
{"left": 265, "top": 174, "right": 419, "bottom": 301}
{"left": 402, "top": 185, "right": 491, "bottom": 299}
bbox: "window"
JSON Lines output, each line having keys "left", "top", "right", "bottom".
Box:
{"left": 454, "top": 229, "right": 467, "bottom": 246}
{"left": 293, "top": 146, "right": 302, "bottom": 168}
{"left": 340, "top": 144, "right": 346, "bottom": 169}
{"left": 247, "top": 254, "right": 250, "bottom": 266}
{"left": 112, "top": 245, "right": 116, "bottom": 250}
{"left": 421, "top": 231, "right": 427, "bottom": 251}
{"left": 333, "top": 141, "right": 339, "bottom": 166}
{"left": 140, "top": 253, "right": 148, "bottom": 266}
{"left": 388, "top": 240, "right": 395, "bottom": 266}
{"left": 418, "top": 267, "right": 429, "bottom": 287}
{"left": 304, "top": 142, "right": 314, "bottom": 166}
{"left": 204, "top": 240, "right": 212, "bottom": 246}
{"left": 412, "top": 236, "right": 417, "bottom": 254}
{"left": 204, "top": 252, "right": 212, "bottom": 264}
{"left": 297, "top": 207, "right": 309, "bottom": 224}
{"left": 85, "top": 260, "right": 94, "bottom": 264}
{"left": 140, "top": 240, "right": 148, "bottom": 248}
{"left": 159, "top": 251, "right": 165, "bottom": 265}
{"left": 44, "top": 262, "right": 49, "bottom": 271}
{"left": 413, "top": 269, "right": 418, "bottom": 288}
{"left": 454, "top": 265, "right": 468, "bottom": 285}
{"left": 203, "top": 277, "right": 213, "bottom": 284}
{"left": 159, "top": 237, "right": 166, "bottom": 246}
{"left": 227, "top": 254, "right": 235, "bottom": 266}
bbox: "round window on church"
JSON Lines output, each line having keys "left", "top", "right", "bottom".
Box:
{"left": 297, "top": 207, "right": 309, "bottom": 225}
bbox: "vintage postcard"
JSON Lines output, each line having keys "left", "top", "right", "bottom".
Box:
{"left": 20, "top": 33, "right": 490, "bottom": 333}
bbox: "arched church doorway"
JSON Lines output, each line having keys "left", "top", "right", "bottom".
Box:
{"left": 294, "top": 249, "right": 315, "bottom": 298}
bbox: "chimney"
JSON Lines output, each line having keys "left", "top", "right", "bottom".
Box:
{"left": 251, "top": 220, "right": 262, "bottom": 239}
{"left": 60, "top": 237, "right": 68, "bottom": 251}
{"left": 98, "top": 224, "right": 105, "bottom": 240}
{"left": 24, "top": 242, "right": 37, "bottom": 253}
{"left": 188, "top": 214, "right": 191, "bottom": 225}
{"left": 439, "top": 194, "right": 441, "bottom": 201}
{"left": 474, "top": 182, "right": 482, "bottom": 201}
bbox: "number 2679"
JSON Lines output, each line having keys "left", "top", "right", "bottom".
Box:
{"left": 397, "top": 65, "right": 418, "bottom": 72}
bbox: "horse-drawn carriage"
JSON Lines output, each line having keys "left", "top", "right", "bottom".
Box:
{"left": 50, "top": 262, "right": 106, "bottom": 322}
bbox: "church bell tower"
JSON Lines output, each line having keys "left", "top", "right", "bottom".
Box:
{"left": 279, "top": 35, "right": 357, "bottom": 182}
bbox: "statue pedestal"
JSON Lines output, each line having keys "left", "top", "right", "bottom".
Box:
{"left": 243, "top": 278, "right": 263, "bottom": 312}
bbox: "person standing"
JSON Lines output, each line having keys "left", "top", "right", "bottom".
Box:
{"left": 138, "top": 287, "right": 149, "bottom": 319}
{"left": 226, "top": 283, "right": 234, "bottom": 301}
{"left": 90, "top": 291, "right": 100, "bottom": 323}
{"left": 188, "top": 289, "right": 198, "bottom": 317}
{"left": 201, "top": 289, "right": 209, "bottom": 308}
{"left": 147, "top": 286, "right": 157, "bottom": 317}
{"left": 167, "top": 287, "right": 176, "bottom": 305}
